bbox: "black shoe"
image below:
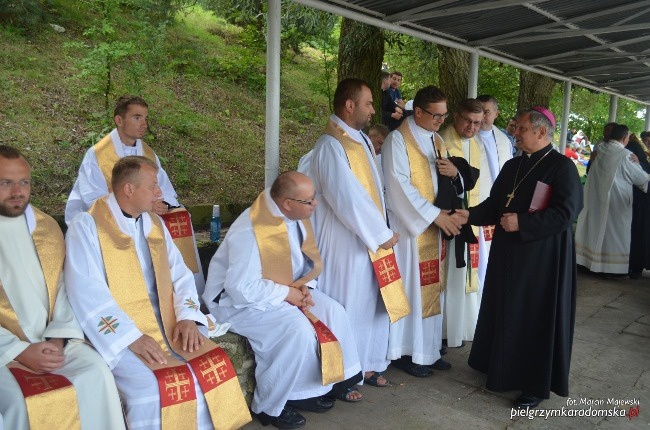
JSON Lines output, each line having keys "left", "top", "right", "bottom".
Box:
{"left": 254, "top": 407, "right": 307, "bottom": 429}
{"left": 428, "top": 359, "right": 452, "bottom": 371}
{"left": 514, "top": 394, "right": 543, "bottom": 409}
{"left": 392, "top": 357, "right": 433, "bottom": 377}
{"left": 286, "top": 396, "right": 335, "bottom": 413}
{"left": 440, "top": 346, "right": 447, "bottom": 356}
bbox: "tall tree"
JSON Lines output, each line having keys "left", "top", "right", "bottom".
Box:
{"left": 438, "top": 46, "right": 469, "bottom": 114}
{"left": 337, "top": 18, "right": 384, "bottom": 120}
{"left": 517, "top": 70, "right": 556, "bottom": 109}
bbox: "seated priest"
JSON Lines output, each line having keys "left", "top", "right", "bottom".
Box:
{"left": 0, "top": 145, "right": 124, "bottom": 430}
{"left": 64, "top": 95, "right": 206, "bottom": 295}
{"left": 64, "top": 156, "right": 251, "bottom": 430}
{"left": 203, "top": 171, "right": 363, "bottom": 429}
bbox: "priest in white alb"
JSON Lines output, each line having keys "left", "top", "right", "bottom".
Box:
{"left": 382, "top": 86, "right": 468, "bottom": 377}
{"left": 439, "top": 98, "right": 510, "bottom": 347}
{"left": 64, "top": 156, "right": 250, "bottom": 430}
{"left": 204, "top": 171, "right": 363, "bottom": 429}
{"left": 576, "top": 124, "right": 650, "bottom": 274}
{"left": 475, "top": 95, "right": 513, "bottom": 297}
{"left": 64, "top": 95, "right": 205, "bottom": 295}
{"left": 299, "top": 78, "right": 410, "bottom": 389}
{"left": 0, "top": 145, "right": 124, "bottom": 430}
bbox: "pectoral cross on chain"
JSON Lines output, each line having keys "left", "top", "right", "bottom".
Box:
{"left": 505, "top": 192, "right": 515, "bottom": 207}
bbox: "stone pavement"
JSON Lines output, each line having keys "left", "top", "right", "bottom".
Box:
{"left": 242, "top": 270, "right": 649, "bottom": 430}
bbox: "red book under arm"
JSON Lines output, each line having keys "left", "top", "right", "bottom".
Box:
{"left": 529, "top": 181, "right": 552, "bottom": 213}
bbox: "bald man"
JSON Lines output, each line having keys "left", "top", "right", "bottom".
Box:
{"left": 203, "top": 172, "right": 362, "bottom": 429}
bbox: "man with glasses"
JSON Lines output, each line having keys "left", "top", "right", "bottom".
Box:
{"left": 439, "top": 98, "right": 486, "bottom": 349}
{"left": 382, "top": 86, "right": 469, "bottom": 378}
{"left": 64, "top": 95, "right": 206, "bottom": 296}
{"left": 0, "top": 145, "right": 124, "bottom": 430}
{"left": 203, "top": 171, "right": 363, "bottom": 429}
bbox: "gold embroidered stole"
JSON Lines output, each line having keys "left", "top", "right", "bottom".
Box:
{"left": 439, "top": 127, "right": 480, "bottom": 294}
{"left": 0, "top": 208, "right": 80, "bottom": 430}
{"left": 94, "top": 133, "right": 156, "bottom": 193}
{"left": 324, "top": 121, "right": 410, "bottom": 323}
{"left": 94, "top": 134, "right": 201, "bottom": 275}
{"left": 89, "top": 198, "right": 250, "bottom": 430}
{"left": 397, "top": 122, "right": 446, "bottom": 317}
{"left": 249, "top": 191, "right": 344, "bottom": 385}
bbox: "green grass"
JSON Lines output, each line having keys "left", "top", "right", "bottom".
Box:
{"left": 0, "top": 3, "right": 331, "bottom": 214}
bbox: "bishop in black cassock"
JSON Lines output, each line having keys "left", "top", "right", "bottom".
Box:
{"left": 466, "top": 108, "right": 583, "bottom": 409}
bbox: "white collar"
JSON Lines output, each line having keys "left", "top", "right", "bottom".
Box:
{"left": 331, "top": 114, "right": 367, "bottom": 144}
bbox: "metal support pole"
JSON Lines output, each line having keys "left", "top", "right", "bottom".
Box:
{"left": 264, "top": 0, "right": 281, "bottom": 187}
{"left": 559, "top": 80, "right": 572, "bottom": 153}
{"left": 608, "top": 95, "right": 618, "bottom": 123}
{"left": 468, "top": 51, "right": 479, "bottom": 98}
{"left": 645, "top": 105, "right": 650, "bottom": 131}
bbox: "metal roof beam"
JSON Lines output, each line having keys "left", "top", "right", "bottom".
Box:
{"left": 581, "top": 34, "right": 650, "bottom": 51}
{"left": 291, "top": 0, "right": 648, "bottom": 105}
{"left": 529, "top": 50, "right": 646, "bottom": 65}
{"left": 568, "top": 59, "right": 650, "bottom": 75}
{"left": 612, "top": 8, "right": 650, "bottom": 26}
{"left": 388, "top": 0, "right": 547, "bottom": 23}
{"left": 602, "top": 74, "right": 650, "bottom": 86}
{"left": 486, "top": 23, "right": 650, "bottom": 46}
{"left": 470, "top": 1, "right": 650, "bottom": 46}
{"left": 383, "top": 0, "right": 458, "bottom": 23}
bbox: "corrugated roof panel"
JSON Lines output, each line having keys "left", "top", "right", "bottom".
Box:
{"left": 299, "top": 0, "right": 650, "bottom": 103}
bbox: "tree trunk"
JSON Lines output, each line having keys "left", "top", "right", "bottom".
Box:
{"left": 517, "top": 70, "right": 557, "bottom": 109}
{"left": 438, "top": 46, "right": 469, "bottom": 114}
{"left": 338, "top": 18, "right": 384, "bottom": 123}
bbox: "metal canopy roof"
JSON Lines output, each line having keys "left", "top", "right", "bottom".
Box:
{"left": 295, "top": 0, "right": 650, "bottom": 105}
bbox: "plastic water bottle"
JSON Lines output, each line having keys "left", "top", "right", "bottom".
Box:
{"left": 210, "top": 205, "right": 221, "bottom": 243}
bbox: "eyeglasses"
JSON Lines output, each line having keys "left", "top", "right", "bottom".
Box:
{"left": 420, "top": 107, "right": 449, "bottom": 121}
{"left": 0, "top": 179, "right": 31, "bottom": 189}
{"left": 287, "top": 197, "right": 317, "bottom": 206}
{"left": 459, "top": 114, "right": 482, "bottom": 127}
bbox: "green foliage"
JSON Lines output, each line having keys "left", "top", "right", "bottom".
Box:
{"left": 477, "top": 58, "right": 519, "bottom": 127}
{"left": 200, "top": 0, "right": 337, "bottom": 56}
{"left": 552, "top": 86, "right": 646, "bottom": 142}
{"left": 281, "top": 2, "right": 337, "bottom": 56}
{"left": 306, "top": 21, "right": 338, "bottom": 112}
{"left": 206, "top": 48, "right": 265, "bottom": 90}
{"left": 0, "top": 2, "right": 332, "bottom": 214}
{"left": 0, "top": 0, "right": 52, "bottom": 30}
{"left": 383, "top": 35, "right": 438, "bottom": 100}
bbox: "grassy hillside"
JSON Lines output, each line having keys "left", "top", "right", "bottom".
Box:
{"left": 0, "top": 3, "right": 331, "bottom": 214}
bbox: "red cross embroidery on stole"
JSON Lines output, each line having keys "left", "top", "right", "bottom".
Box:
{"left": 190, "top": 348, "right": 236, "bottom": 392}
{"left": 311, "top": 319, "right": 338, "bottom": 344}
{"left": 154, "top": 366, "right": 197, "bottom": 407}
{"left": 419, "top": 260, "right": 439, "bottom": 285}
{"left": 470, "top": 243, "right": 479, "bottom": 269}
{"left": 372, "top": 253, "right": 401, "bottom": 288}
{"left": 483, "top": 225, "right": 495, "bottom": 241}
{"left": 9, "top": 368, "right": 73, "bottom": 397}
{"left": 163, "top": 212, "right": 192, "bottom": 239}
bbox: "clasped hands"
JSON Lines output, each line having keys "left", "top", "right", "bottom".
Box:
{"left": 434, "top": 209, "right": 469, "bottom": 237}
{"left": 286, "top": 285, "right": 315, "bottom": 311}
{"left": 129, "top": 320, "right": 204, "bottom": 365}
{"left": 15, "top": 338, "right": 65, "bottom": 373}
